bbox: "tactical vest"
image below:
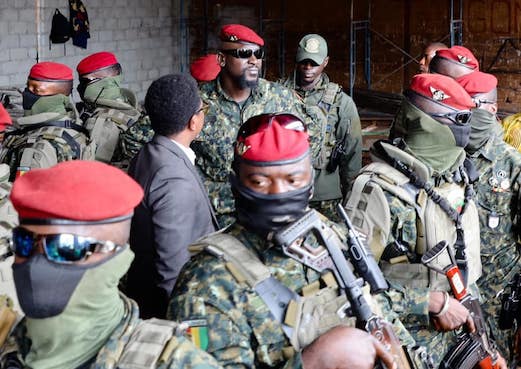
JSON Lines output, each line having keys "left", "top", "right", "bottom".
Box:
{"left": 0, "top": 113, "right": 95, "bottom": 181}
{"left": 318, "top": 82, "right": 343, "bottom": 160}
{"left": 115, "top": 318, "right": 190, "bottom": 369}
{"left": 82, "top": 97, "right": 145, "bottom": 164}
{"left": 344, "top": 143, "right": 481, "bottom": 291}
{"left": 190, "top": 232, "right": 377, "bottom": 351}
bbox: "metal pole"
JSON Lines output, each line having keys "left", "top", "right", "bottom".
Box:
{"left": 365, "top": 0, "right": 371, "bottom": 89}
{"left": 349, "top": 0, "right": 355, "bottom": 97}
{"left": 36, "top": 0, "right": 41, "bottom": 63}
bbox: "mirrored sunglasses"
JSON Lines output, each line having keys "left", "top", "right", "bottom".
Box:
{"left": 429, "top": 110, "right": 472, "bottom": 125}
{"left": 220, "top": 48, "right": 265, "bottom": 59}
{"left": 12, "top": 227, "right": 123, "bottom": 264}
{"left": 237, "top": 113, "right": 306, "bottom": 140}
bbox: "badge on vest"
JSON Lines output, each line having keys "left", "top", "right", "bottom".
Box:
{"left": 488, "top": 211, "right": 500, "bottom": 229}
{"left": 183, "top": 318, "right": 209, "bottom": 351}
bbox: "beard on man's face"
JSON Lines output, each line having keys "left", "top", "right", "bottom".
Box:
{"left": 237, "top": 67, "right": 259, "bottom": 89}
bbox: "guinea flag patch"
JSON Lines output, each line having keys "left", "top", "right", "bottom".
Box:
{"left": 183, "top": 318, "right": 209, "bottom": 351}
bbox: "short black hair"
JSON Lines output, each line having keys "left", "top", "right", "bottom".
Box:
{"left": 144, "top": 73, "right": 200, "bottom": 136}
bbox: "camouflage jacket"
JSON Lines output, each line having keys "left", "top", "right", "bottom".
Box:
{"left": 282, "top": 73, "right": 362, "bottom": 200}
{"left": 79, "top": 90, "right": 154, "bottom": 169}
{"left": 344, "top": 140, "right": 483, "bottom": 367}
{"left": 469, "top": 134, "right": 521, "bottom": 362}
{"left": 168, "top": 221, "right": 417, "bottom": 369}
{"left": 194, "top": 78, "right": 326, "bottom": 226}
{"left": 6, "top": 296, "right": 222, "bottom": 369}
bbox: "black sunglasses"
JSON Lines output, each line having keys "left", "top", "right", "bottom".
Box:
{"left": 429, "top": 110, "right": 472, "bottom": 125}
{"left": 220, "top": 48, "right": 265, "bottom": 60}
{"left": 11, "top": 227, "right": 123, "bottom": 264}
{"left": 237, "top": 113, "right": 306, "bottom": 140}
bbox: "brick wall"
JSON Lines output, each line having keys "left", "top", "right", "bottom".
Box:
{"left": 0, "top": 0, "right": 179, "bottom": 102}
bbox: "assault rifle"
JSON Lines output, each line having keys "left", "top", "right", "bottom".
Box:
{"left": 274, "top": 208, "right": 417, "bottom": 369}
{"left": 421, "top": 241, "right": 501, "bottom": 369}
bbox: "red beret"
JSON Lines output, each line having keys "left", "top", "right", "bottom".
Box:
{"left": 77, "top": 51, "right": 119, "bottom": 76}
{"left": 29, "top": 62, "right": 73, "bottom": 81}
{"left": 435, "top": 46, "right": 479, "bottom": 71}
{"left": 220, "top": 24, "right": 264, "bottom": 46}
{"left": 190, "top": 54, "right": 221, "bottom": 82}
{"left": 0, "top": 104, "right": 12, "bottom": 131}
{"left": 409, "top": 73, "right": 474, "bottom": 110}
{"left": 11, "top": 160, "right": 144, "bottom": 224}
{"left": 456, "top": 71, "right": 497, "bottom": 96}
{"left": 236, "top": 115, "right": 309, "bottom": 163}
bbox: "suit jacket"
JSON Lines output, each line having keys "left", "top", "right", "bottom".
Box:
{"left": 126, "top": 134, "right": 218, "bottom": 318}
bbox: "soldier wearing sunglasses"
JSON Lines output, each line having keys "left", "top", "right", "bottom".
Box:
{"left": 0, "top": 160, "right": 223, "bottom": 369}
{"left": 193, "top": 24, "right": 327, "bottom": 228}
{"left": 343, "top": 73, "right": 507, "bottom": 368}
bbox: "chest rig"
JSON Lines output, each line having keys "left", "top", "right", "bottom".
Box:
{"left": 344, "top": 141, "right": 482, "bottom": 291}
{"left": 189, "top": 232, "right": 371, "bottom": 352}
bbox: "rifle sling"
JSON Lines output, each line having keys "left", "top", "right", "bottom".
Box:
{"left": 373, "top": 140, "right": 472, "bottom": 285}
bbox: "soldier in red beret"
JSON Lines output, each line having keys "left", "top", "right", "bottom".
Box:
{"left": 0, "top": 62, "right": 94, "bottom": 181}
{"left": 169, "top": 113, "right": 424, "bottom": 369}
{"left": 76, "top": 51, "right": 153, "bottom": 168}
{"left": 345, "top": 73, "right": 506, "bottom": 368}
{"left": 3, "top": 160, "right": 223, "bottom": 369}
{"left": 190, "top": 54, "right": 221, "bottom": 83}
{"left": 194, "top": 23, "right": 328, "bottom": 228}
{"left": 456, "top": 69, "right": 521, "bottom": 365}
{"left": 429, "top": 45, "right": 479, "bottom": 78}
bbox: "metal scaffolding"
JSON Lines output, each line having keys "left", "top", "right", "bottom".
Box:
{"left": 349, "top": 0, "right": 464, "bottom": 94}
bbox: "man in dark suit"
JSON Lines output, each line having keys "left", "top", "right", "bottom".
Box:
{"left": 126, "top": 73, "right": 219, "bottom": 319}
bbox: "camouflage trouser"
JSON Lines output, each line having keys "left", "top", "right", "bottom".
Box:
{"left": 310, "top": 199, "right": 341, "bottom": 222}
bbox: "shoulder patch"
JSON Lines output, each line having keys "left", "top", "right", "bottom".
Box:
{"left": 183, "top": 318, "right": 209, "bottom": 351}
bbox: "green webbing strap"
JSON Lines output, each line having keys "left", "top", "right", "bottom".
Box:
{"left": 317, "top": 83, "right": 340, "bottom": 114}
{"left": 4, "top": 120, "right": 89, "bottom": 138}
{"left": 191, "top": 233, "right": 271, "bottom": 288}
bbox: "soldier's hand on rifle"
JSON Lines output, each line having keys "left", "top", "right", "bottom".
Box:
{"left": 429, "top": 291, "right": 476, "bottom": 332}
{"left": 301, "top": 326, "right": 396, "bottom": 369}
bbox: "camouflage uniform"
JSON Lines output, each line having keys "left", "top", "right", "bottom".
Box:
{"left": 79, "top": 88, "right": 154, "bottom": 170}
{"left": 0, "top": 163, "right": 20, "bottom": 314}
{"left": 469, "top": 134, "right": 521, "bottom": 362}
{"left": 168, "top": 221, "right": 418, "bottom": 369}
{"left": 194, "top": 78, "right": 326, "bottom": 227}
{"left": 4, "top": 296, "right": 222, "bottom": 369}
{"left": 282, "top": 73, "right": 363, "bottom": 221}
{"left": 344, "top": 128, "right": 482, "bottom": 366}
{"left": 0, "top": 104, "right": 95, "bottom": 181}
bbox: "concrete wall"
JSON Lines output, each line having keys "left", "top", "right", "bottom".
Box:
{"left": 0, "top": 0, "right": 179, "bottom": 102}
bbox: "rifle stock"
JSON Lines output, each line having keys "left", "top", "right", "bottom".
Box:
{"left": 275, "top": 209, "right": 412, "bottom": 369}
